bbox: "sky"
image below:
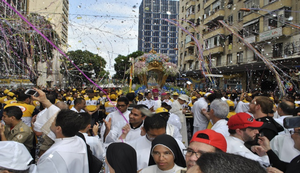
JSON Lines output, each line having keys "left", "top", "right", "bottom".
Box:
{"left": 68, "top": 0, "right": 142, "bottom": 75}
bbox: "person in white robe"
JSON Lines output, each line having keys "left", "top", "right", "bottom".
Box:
{"left": 31, "top": 89, "right": 89, "bottom": 173}
{"left": 170, "top": 94, "right": 189, "bottom": 147}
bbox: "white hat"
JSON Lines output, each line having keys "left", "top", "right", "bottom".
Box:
{"left": 162, "top": 99, "right": 172, "bottom": 107}
{"left": 178, "top": 94, "right": 189, "bottom": 102}
{"left": 0, "top": 141, "right": 33, "bottom": 170}
{"left": 204, "top": 92, "right": 212, "bottom": 97}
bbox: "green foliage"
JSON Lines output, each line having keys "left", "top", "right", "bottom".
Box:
{"left": 62, "top": 50, "right": 107, "bottom": 86}
{"left": 113, "top": 51, "right": 144, "bottom": 80}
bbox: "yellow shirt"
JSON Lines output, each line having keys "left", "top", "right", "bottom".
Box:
{"left": 0, "top": 96, "right": 8, "bottom": 104}
{"left": 4, "top": 102, "right": 36, "bottom": 127}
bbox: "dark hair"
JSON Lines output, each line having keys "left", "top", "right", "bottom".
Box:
{"left": 3, "top": 106, "right": 23, "bottom": 120}
{"left": 126, "top": 93, "right": 135, "bottom": 102}
{"left": 117, "top": 97, "right": 129, "bottom": 105}
{"left": 133, "top": 104, "right": 148, "bottom": 117}
{"left": 46, "top": 93, "right": 57, "bottom": 104}
{"left": 145, "top": 92, "right": 151, "bottom": 97}
{"left": 278, "top": 100, "right": 295, "bottom": 115}
{"left": 106, "top": 143, "right": 137, "bottom": 173}
{"left": 0, "top": 168, "right": 29, "bottom": 173}
{"left": 143, "top": 114, "right": 167, "bottom": 132}
{"left": 55, "top": 109, "right": 84, "bottom": 137}
{"left": 74, "top": 98, "right": 85, "bottom": 106}
{"left": 17, "top": 92, "right": 31, "bottom": 101}
{"left": 79, "top": 112, "right": 91, "bottom": 130}
{"left": 196, "top": 152, "right": 266, "bottom": 173}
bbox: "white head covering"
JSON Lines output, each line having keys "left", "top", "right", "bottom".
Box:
{"left": 0, "top": 141, "right": 33, "bottom": 170}
{"left": 162, "top": 99, "right": 172, "bottom": 107}
{"left": 178, "top": 94, "right": 189, "bottom": 102}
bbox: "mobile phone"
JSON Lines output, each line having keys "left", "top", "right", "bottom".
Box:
{"left": 25, "top": 89, "right": 39, "bottom": 97}
{"left": 283, "top": 116, "right": 300, "bottom": 128}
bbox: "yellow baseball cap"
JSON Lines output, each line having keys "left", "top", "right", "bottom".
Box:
{"left": 72, "top": 88, "right": 77, "bottom": 92}
{"left": 226, "top": 100, "right": 234, "bottom": 107}
{"left": 138, "top": 92, "right": 144, "bottom": 96}
{"left": 81, "top": 90, "right": 86, "bottom": 94}
{"left": 4, "top": 89, "right": 10, "bottom": 94}
{"left": 110, "top": 94, "right": 117, "bottom": 100}
{"left": 172, "top": 92, "right": 179, "bottom": 96}
{"left": 155, "top": 107, "right": 169, "bottom": 113}
{"left": 247, "top": 93, "right": 252, "bottom": 97}
{"left": 7, "top": 92, "right": 15, "bottom": 97}
{"left": 192, "top": 96, "right": 197, "bottom": 100}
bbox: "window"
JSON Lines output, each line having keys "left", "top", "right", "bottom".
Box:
{"left": 228, "top": 15, "right": 233, "bottom": 25}
{"left": 153, "top": 31, "right": 159, "bottom": 36}
{"left": 237, "top": 52, "right": 243, "bottom": 63}
{"left": 244, "top": 21, "right": 259, "bottom": 37}
{"left": 272, "top": 43, "right": 283, "bottom": 58}
{"left": 228, "top": 34, "right": 233, "bottom": 44}
{"left": 182, "top": 6, "right": 184, "bottom": 12}
{"left": 268, "top": 17, "right": 278, "bottom": 29}
{"left": 227, "top": 54, "right": 232, "bottom": 65}
{"left": 197, "top": 4, "right": 200, "bottom": 12}
{"left": 216, "top": 56, "right": 222, "bottom": 66}
{"left": 238, "top": 11, "right": 243, "bottom": 22}
{"left": 145, "top": 25, "right": 151, "bottom": 30}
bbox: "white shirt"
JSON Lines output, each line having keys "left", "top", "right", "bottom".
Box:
{"left": 211, "top": 119, "right": 229, "bottom": 137}
{"left": 226, "top": 136, "right": 269, "bottom": 166}
{"left": 141, "top": 98, "right": 155, "bottom": 109}
{"left": 110, "top": 123, "right": 144, "bottom": 143}
{"left": 82, "top": 133, "right": 104, "bottom": 160}
{"left": 235, "top": 101, "right": 250, "bottom": 113}
{"left": 70, "top": 107, "right": 85, "bottom": 113}
{"left": 101, "top": 110, "right": 130, "bottom": 144}
{"left": 168, "top": 113, "right": 182, "bottom": 130}
{"left": 166, "top": 123, "right": 182, "bottom": 141}
{"left": 140, "top": 164, "right": 183, "bottom": 173}
{"left": 274, "top": 115, "right": 293, "bottom": 134}
{"left": 153, "top": 100, "right": 162, "bottom": 111}
{"left": 191, "top": 97, "right": 208, "bottom": 129}
{"left": 270, "top": 134, "right": 300, "bottom": 162}
{"left": 127, "top": 135, "right": 185, "bottom": 171}
{"left": 37, "top": 136, "right": 89, "bottom": 173}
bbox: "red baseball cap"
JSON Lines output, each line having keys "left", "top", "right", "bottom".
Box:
{"left": 161, "top": 92, "right": 167, "bottom": 96}
{"left": 227, "top": 112, "right": 263, "bottom": 130}
{"left": 190, "top": 129, "right": 227, "bottom": 152}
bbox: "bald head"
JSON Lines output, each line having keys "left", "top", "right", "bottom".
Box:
{"left": 278, "top": 100, "right": 295, "bottom": 116}
{"left": 55, "top": 101, "right": 69, "bottom": 110}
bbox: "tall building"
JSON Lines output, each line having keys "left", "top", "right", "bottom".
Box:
{"left": 178, "top": 0, "right": 300, "bottom": 91}
{"left": 138, "top": 0, "right": 179, "bottom": 63}
{"left": 28, "top": 0, "right": 69, "bottom": 87}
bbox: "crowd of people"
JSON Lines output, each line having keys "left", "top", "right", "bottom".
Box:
{"left": 0, "top": 86, "right": 300, "bottom": 173}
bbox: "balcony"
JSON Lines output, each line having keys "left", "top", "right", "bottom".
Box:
{"left": 204, "top": 9, "right": 225, "bottom": 25}
{"left": 186, "top": 0, "right": 196, "bottom": 7}
{"left": 203, "top": 46, "right": 224, "bottom": 56}
{"left": 204, "top": 0, "right": 215, "bottom": 9}
{"left": 203, "top": 27, "right": 225, "bottom": 40}
{"left": 185, "top": 54, "right": 195, "bottom": 62}
{"left": 185, "top": 41, "right": 195, "bottom": 48}
{"left": 187, "top": 14, "right": 195, "bottom": 20}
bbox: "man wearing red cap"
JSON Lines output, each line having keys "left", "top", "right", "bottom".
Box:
{"left": 226, "top": 112, "right": 270, "bottom": 166}
{"left": 176, "top": 129, "right": 227, "bottom": 172}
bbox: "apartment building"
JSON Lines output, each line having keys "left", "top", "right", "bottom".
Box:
{"left": 178, "top": 0, "right": 300, "bottom": 91}
{"left": 138, "top": 0, "right": 179, "bottom": 63}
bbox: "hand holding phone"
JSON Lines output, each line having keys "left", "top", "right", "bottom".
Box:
{"left": 25, "top": 89, "right": 39, "bottom": 97}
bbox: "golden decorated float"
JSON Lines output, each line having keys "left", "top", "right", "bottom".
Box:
{"left": 133, "top": 49, "right": 179, "bottom": 89}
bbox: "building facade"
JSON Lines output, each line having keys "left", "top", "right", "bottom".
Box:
{"left": 178, "top": 0, "right": 300, "bottom": 91}
{"left": 138, "top": 0, "right": 179, "bottom": 63}
{"left": 28, "top": 0, "right": 69, "bottom": 87}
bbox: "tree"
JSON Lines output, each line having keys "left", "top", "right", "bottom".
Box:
{"left": 61, "top": 50, "right": 107, "bottom": 87}
{"left": 113, "top": 51, "right": 144, "bottom": 82}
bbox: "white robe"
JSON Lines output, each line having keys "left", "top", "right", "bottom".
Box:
{"left": 37, "top": 136, "right": 89, "bottom": 173}
{"left": 168, "top": 113, "right": 182, "bottom": 130}
{"left": 211, "top": 119, "right": 230, "bottom": 137}
{"left": 270, "top": 134, "right": 300, "bottom": 162}
{"left": 226, "top": 136, "right": 269, "bottom": 166}
{"left": 140, "top": 164, "right": 183, "bottom": 173}
{"left": 101, "top": 110, "right": 130, "bottom": 144}
{"left": 170, "top": 100, "right": 188, "bottom": 147}
{"left": 191, "top": 98, "right": 208, "bottom": 132}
